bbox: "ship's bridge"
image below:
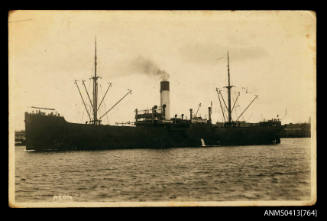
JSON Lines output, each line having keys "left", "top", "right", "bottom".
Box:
{"left": 134, "top": 105, "right": 211, "bottom": 128}
{"left": 27, "top": 106, "right": 61, "bottom": 117}
{"left": 135, "top": 105, "right": 165, "bottom": 122}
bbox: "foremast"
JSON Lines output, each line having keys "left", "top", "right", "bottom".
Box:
{"left": 74, "top": 39, "right": 132, "bottom": 125}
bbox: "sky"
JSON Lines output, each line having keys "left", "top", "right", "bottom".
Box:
{"left": 9, "top": 11, "right": 316, "bottom": 130}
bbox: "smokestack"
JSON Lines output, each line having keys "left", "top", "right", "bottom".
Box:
{"left": 160, "top": 81, "right": 170, "bottom": 120}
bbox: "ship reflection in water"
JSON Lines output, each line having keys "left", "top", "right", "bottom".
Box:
{"left": 15, "top": 138, "right": 311, "bottom": 202}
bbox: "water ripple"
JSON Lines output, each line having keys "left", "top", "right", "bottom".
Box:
{"left": 15, "top": 138, "right": 311, "bottom": 202}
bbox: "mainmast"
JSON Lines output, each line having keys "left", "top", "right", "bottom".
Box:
{"left": 225, "top": 51, "right": 233, "bottom": 123}
{"left": 92, "top": 37, "right": 100, "bottom": 125}
{"left": 216, "top": 51, "right": 257, "bottom": 124}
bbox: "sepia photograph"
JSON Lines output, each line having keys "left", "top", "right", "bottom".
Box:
{"left": 9, "top": 10, "right": 316, "bottom": 207}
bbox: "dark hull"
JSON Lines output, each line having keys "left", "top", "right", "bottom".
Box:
{"left": 25, "top": 113, "right": 282, "bottom": 151}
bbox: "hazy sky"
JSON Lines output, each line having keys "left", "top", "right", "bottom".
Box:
{"left": 9, "top": 11, "right": 316, "bottom": 130}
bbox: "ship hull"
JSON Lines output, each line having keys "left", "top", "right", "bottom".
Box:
{"left": 25, "top": 113, "right": 282, "bottom": 151}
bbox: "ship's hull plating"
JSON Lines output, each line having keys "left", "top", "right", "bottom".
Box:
{"left": 25, "top": 113, "right": 282, "bottom": 151}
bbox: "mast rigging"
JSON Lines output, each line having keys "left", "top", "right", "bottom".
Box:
{"left": 219, "top": 89, "right": 228, "bottom": 112}
{"left": 216, "top": 88, "right": 226, "bottom": 122}
{"left": 82, "top": 80, "right": 93, "bottom": 107}
{"left": 74, "top": 80, "right": 92, "bottom": 121}
{"left": 231, "top": 91, "right": 240, "bottom": 113}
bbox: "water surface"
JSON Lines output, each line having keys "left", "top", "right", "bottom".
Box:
{"left": 15, "top": 138, "right": 311, "bottom": 202}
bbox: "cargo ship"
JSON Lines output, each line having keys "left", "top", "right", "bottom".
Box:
{"left": 25, "top": 42, "right": 282, "bottom": 151}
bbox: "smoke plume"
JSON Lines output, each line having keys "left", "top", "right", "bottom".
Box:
{"left": 130, "top": 56, "right": 170, "bottom": 80}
